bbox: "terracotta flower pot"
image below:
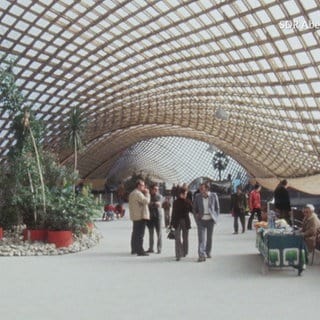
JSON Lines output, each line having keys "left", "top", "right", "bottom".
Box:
{"left": 47, "top": 230, "right": 73, "bottom": 248}
{"left": 23, "top": 229, "right": 47, "bottom": 242}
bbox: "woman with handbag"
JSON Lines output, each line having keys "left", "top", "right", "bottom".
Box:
{"left": 170, "top": 187, "right": 193, "bottom": 261}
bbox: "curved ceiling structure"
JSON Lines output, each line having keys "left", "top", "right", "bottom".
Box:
{"left": 1, "top": 1, "right": 320, "bottom": 192}
{"left": 106, "top": 136, "right": 248, "bottom": 184}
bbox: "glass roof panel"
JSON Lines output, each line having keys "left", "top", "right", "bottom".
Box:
{"left": 0, "top": 0, "right": 320, "bottom": 190}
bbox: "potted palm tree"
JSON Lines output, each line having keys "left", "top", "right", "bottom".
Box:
{"left": 0, "top": 59, "right": 98, "bottom": 246}
{"left": 65, "top": 106, "right": 87, "bottom": 191}
{"left": 1, "top": 59, "right": 47, "bottom": 240}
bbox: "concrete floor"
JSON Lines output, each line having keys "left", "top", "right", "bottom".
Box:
{"left": 1, "top": 214, "right": 319, "bottom": 320}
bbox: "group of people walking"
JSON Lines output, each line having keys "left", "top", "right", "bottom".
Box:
{"left": 230, "top": 183, "right": 262, "bottom": 234}
{"left": 230, "top": 179, "right": 292, "bottom": 234}
{"left": 128, "top": 179, "right": 220, "bottom": 262}
{"left": 128, "top": 178, "right": 320, "bottom": 262}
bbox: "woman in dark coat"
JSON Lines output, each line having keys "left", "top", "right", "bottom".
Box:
{"left": 170, "top": 187, "right": 193, "bottom": 261}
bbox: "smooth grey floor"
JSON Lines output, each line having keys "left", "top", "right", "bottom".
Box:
{"left": 1, "top": 214, "right": 319, "bottom": 320}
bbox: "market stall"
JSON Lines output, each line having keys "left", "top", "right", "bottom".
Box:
{"left": 256, "top": 228, "right": 307, "bottom": 276}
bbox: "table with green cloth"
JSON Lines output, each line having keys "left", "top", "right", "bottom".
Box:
{"left": 256, "top": 229, "right": 308, "bottom": 275}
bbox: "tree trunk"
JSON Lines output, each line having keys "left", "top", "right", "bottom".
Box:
{"left": 29, "top": 127, "right": 46, "bottom": 214}
{"left": 27, "top": 167, "right": 37, "bottom": 223}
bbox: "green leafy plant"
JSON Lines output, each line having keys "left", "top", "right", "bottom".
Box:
{"left": 0, "top": 59, "right": 97, "bottom": 233}
{"left": 46, "top": 184, "right": 99, "bottom": 234}
{"left": 0, "top": 59, "right": 47, "bottom": 228}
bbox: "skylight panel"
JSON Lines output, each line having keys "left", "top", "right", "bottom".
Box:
{"left": 274, "top": 40, "right": 289, "bottom": 55}
{"left": 74, "top": 36, "right": 86, "bottom": 46}
{"left": 291, "top": 70, "right": 303, "bottom": 81}
{"left": 239, "top": 47, "right": 251, "bottom": 59}
{"left": 287, "top": 84, "right": 298, "bottom": 95}
{"left": 311, "top": 110, "right": 320, "bottom": 120}
{"left": 266, "top": 25, "right": 280, "bottom": 38}
{"left": 296, "top": 51, "right": 311, "bottom": 65}
{"left": 19, "top": 34, "right": 35, "bottom": 47}
{"left": 1, "top": 0, "right": 10, "bottom": 10}
{"left": 304, "top": 66, "right": 318, "bottom": 79}
{"left": 269, "top": 4, "right": 286, "bottom": 19}
{"left": 126, "top": 16, "right": 140, "bottom": 27}
{"left": 219, "top": 39, "right": 231, "bottom": 49}
{"left": 108, "top": 13, "right": 120, "bottom": 24}
{"left": 302, "top": 33, "right": 317, "bottom": 48}
{"left": 281, "top": 54, "right": 296, "bottom": 67}
{"left": 158, "top": 16, "right": 171, "bottom": 27}
{"left": 257, "top": 73, "right": 267, "bottom": 82}
{"left": 287, "top": 36, "right": 303, "bottom": 50}
{"left": 198, "top": 14, "right": 212, "bottom": 25}
{"left": 275, "top": 85, "right": 285, "bottom": 95}
{"left": 218, "top": 53, "right": 228, "bottom": 63}
{"left": 308, "top": 9, "right": 320, "bottom": 26}
{"left": 241, "top": 32, "right": 255, "bottom": 44}
{"left": 167, "top": 11, "right": 180, "bottom": 23}
{"left": 187, "top": 18, "right": 202, "bottom": 30}
{"left": 244, "top": 14, "right": 259, "bottom": 27}
{"left": 301, "top": 0, "right": 318, "bottom": 10}
{"left": 9, "top": 4, "right": 25, "bottom": 17}
{"left": 7, "top": 29, "right": 21, "bottom": 42}
{"left": 267, "top": 72, "right": 279, "bottom": 83}
{"left": 298, "top": 83, "right": 310, "bottom": 94}
{"left": 229, "top": 50, "right": 241, "bottom": 60}
{"left": 311, "top": 81, "right": 320, "bottom": 93}
{"left": 309, "top": 48, "right": 320, "bottom": 62}
{"left": 230, "top": 17, "right": 246, "bottom": 30}
{"left": 305, "top": 97, "right": 317, "bottom": 107}
{"left": 220, "top": 22, "right": 233, "bottom": 34}
{"left": 221, "top": 4, "right": 236, "bottom": 18}
{"left": 72, "top": 2, "right": 87, "bottom": 14}
{"left": 188, "top": 2, "right": 202, "bottom": 14}
{"left": 248, "top": 61, "right": 260, "bottom": 71}
{"left": 209, "top": 26, "right": 222, "bottom": 37}
{"left": 256, "top": 10, "right": 271, "bottom": 23}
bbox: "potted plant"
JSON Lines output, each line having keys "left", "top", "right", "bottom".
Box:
{"left": 46, "top": 182, "right": 99, "bottom": 247}
{"left": 0, "top": 60, "right": 47, "bottom": 239}
{"left": 1, "top": 59, "right": 99, "bottom": 248}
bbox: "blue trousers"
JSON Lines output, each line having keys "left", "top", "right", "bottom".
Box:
{"left": 196, "top": 219, "right": 214, "bottom": 258}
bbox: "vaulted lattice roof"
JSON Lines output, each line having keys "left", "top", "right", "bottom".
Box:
{"left": 1, "top": 1, "right": 320, "bottom": 192}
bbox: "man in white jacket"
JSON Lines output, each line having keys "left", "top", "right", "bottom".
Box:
{"left": 129, "top": 179, "right": 150, "bottom": 256}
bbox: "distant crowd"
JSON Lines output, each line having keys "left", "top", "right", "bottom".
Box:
{"left": 105, "top": 178, "right": 320, "bottom": 262}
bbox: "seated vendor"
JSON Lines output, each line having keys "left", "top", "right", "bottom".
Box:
{"left": 301, "top": 204, "right": 320, "bottom": 252}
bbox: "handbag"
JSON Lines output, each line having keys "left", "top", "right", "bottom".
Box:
{"left": 167, "top": 228, "right": 175, "bottom": 240}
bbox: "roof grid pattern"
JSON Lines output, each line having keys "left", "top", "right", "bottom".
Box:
{"left": 1, "top": 0, "right": 320, "bottom": 187}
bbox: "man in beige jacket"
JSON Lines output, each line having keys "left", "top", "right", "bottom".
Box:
{"left": 129, "top": 179, "right": 150, "bottom": 256}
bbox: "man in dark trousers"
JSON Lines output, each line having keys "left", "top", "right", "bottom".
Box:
{"left": 230, "top": 185, "right": 247, "bottom": 234}
{"left": 146, "top": 184, "right": 163, "bottom": 254}
{"left": 274, "top": 179, "right": 291, "bottom": 225}
{"left": 129, "top": 179, "right": 150, "bottom": 256}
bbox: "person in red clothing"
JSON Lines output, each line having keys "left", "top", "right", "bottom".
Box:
{"left": 247, "top": 183, "right": 262, "bottom": 230}
{"left": 103, "top": 204, "right": 115, "bottom": 221}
